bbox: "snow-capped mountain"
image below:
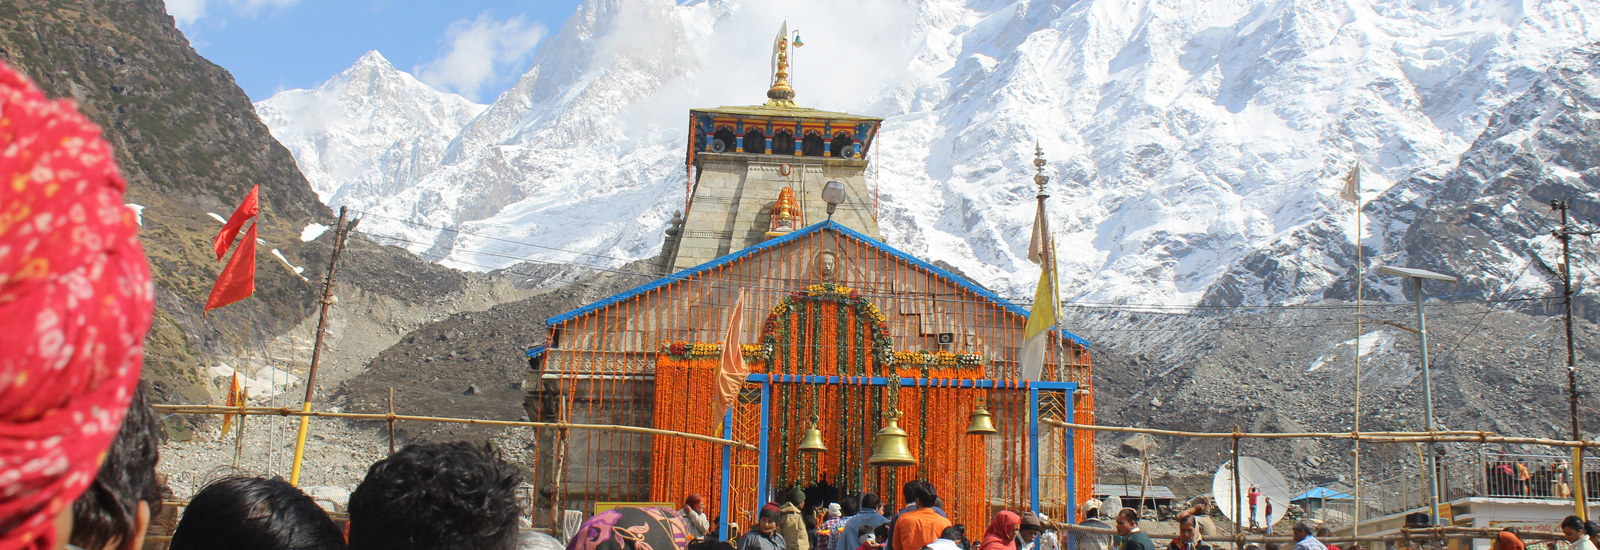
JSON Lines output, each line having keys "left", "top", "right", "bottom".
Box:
{"left": 256, "top": 0, "right": 1600, "bottom": 306}
{"left": 256, "top": 51, "right": 485, "bottom": 210}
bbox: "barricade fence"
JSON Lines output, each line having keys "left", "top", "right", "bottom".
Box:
{"left": 155, "top": 406, "right": 1600, "bottom": 548}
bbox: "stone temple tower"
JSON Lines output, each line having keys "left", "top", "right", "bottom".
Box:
{"left": 661, "top": 29, "right": 883, "bottom": 273}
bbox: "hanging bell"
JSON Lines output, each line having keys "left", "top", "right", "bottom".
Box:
{"left": 867, "top": 412, "right": 917, "bottom": 466}
{"left": 799, "top": 420, "right": 828, "bottom": 452}
{"left": 966, "top": 402, "right": 998, "bottom": 435}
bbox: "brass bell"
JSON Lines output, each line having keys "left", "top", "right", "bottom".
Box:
{"left": 966, "top": 400, "right": 997, "bottom": 435}
{"left": 799, "top": 417, "right": 827, "bottom": 452}
{"left": 867, "top": 412, "right": 917, "bottom": 466}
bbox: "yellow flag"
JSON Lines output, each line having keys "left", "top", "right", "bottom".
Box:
{"left": 221, "top": 372, "right": 240, "bottom": 435}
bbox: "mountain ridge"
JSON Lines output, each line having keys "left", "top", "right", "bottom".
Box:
{"left": 258, "top": 0, "right": 1600, "bottom": 313}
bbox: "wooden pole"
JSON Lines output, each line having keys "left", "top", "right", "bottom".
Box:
{"left": 289, "top": 207, "right": 357, "bottom": 486}
{"left": 387, "top": 387, "right": 396, "bottom": 455}
{"left": 154, "top": 404, "right": 761, "bottom": 451}
{"left": 231, "top": 387, "right": 249, "bottom": 469}
{"left": 1139, "top": 450, "right": 1150, "bottom": 517}
{"left": 1039, "top": 418, "right": 1599, "bottom": 448}
{"left": 1233, "top": 431, "right": 1243, "bottom": 549}
{"left": 1037, "top": 521, "right": 1568, "bottom": 544}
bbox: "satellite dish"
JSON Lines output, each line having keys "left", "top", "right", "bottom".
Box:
{"left": 710, "top": 139, "right": 728, "bottom": 153}
{"left": 1211, "top": 456, "right": 1293, "bottom": 530}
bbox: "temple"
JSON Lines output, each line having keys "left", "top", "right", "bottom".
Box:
{"left": 661, "top": 29, "right": 882, "bottom": 272}
{"left": 524, "top": 27, "right": 1096, "bottom": 536}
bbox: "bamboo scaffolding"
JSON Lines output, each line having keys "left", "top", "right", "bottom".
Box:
{"left": 154, "top": 404, "right": 759, "bottom": 451}
{"left": 1040, "top": 521, "right": 1569, "bottom": 544}
{"left": 1040, "top": 418, "right": 1600, "bottom": 448}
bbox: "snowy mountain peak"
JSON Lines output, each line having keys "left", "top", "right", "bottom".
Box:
{"left": 260, "top": 0, "right": 1600, "bottom": 305}
{"left": 255, "top": 52, "right": 485, "bottom": 209}
{"left": 354, "top": 49, "right": 390, "bottom": 67}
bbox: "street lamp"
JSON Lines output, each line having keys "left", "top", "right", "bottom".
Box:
{"left": 1374, "top": 265, "right": 1458, "bottom": 527}
{"left": 822, "top": 180, "right": 846, "bottom": 220}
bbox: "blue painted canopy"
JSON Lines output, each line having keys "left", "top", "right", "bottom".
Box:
{"left": 539, "top": 220, "right": 1090, "bottom": 347}
{"left": 1290, "top": 487, "right": 1354, "bottom": 502}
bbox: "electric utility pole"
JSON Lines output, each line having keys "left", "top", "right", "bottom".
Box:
{"left": 1551, "top": 198, "right": 1595, "bottom": 520}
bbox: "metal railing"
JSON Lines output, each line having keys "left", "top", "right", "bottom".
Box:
{"left": 1476, "top": 452, "right": 1581, "bottom": 500}
{"left": 1365, "top": 450, "right": 1600, "bottom": 517}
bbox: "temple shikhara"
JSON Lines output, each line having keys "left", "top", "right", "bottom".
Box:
{"left": 524, "top": 26, "right": 1096, "bottom": 534}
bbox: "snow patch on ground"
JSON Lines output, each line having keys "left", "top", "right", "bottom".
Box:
{"left": 125, "top": 203, "right": 144, "bottom": 225}
{"left": 207, "top": 212, "right": 226, "bottom": 224}
{"left": 301, "top": 223, "right": 328, "bottom": 242}
{"left": 1308, "top": 329, "right": 1396, "bottom": 372}
{"left": 209, "top": 362, "right": 300, "bottom": 400}
{"left": 271, "top": 249, "right": 307, "bottom": 278}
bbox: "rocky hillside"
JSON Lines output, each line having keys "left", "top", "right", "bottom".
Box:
{"left": 0, "top": 0, "right": 528, "bottom": 411}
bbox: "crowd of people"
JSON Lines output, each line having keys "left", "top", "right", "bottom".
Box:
{"left": 1485, "top": 456, "right": 1582, "bottom": 499}
{"left": 45, "top": 380, "right": 530, "bottom": 550}
{"left": 726, "top": 481, "right": 1078, "bottom": 550}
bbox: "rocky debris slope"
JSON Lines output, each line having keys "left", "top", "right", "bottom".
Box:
{"left": 1080, "top": 301, "right": 1600, "bottom": 494}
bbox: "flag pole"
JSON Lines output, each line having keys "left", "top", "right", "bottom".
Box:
{"left": 289, "top": 206, "right": 357, "bottom": 485}
{"left": 1348, "top": 163, "right": 1365, "bottom": 536}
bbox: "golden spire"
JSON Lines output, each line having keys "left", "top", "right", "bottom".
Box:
{"left": 1033, "top": 142, "right": 1049, "bottom": 197}
{"left": 766, "top": 24, "right": 798, "bottom": 108}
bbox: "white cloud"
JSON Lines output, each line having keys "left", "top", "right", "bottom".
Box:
{"left": 162, "top": 0, "right": 297, "bottom": 26}
{"left": 414, "top": 13, "right": 549, "bottom": 101}
{"left": 164, "top": 0, "right": 207, "bottom": 26}
{"left": 232, "top": 0, "right": 300, "bottom": 16}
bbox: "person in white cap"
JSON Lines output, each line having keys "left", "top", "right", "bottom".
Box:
{"left": 1071, "top": 499, "right": 1112, "bottom": 550}
{"left": 1034, "top": 514, "right": 1061, "bottom": 550}
{"left": 820, "top": 503, "right": 847, "bottom": 550}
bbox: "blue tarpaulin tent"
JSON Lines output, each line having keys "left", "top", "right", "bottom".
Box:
{"left": 1290, "top": 487, "right": 1354, "bottom": 503}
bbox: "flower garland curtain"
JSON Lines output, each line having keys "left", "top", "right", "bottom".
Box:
{"left": 650, "top": 350, "right": 721, "bottom": 513}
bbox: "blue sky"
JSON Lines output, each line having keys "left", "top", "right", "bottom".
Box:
{"left": 165, "top": 0, "right": 585, "bottom": 102}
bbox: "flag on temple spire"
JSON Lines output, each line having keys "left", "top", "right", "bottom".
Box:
{"left": 770, "top": 21, "right": 788, "bottom": 85}
{"left": 1340, "top": 163, "right": 1361, "bottom": 205}
{"left": 711, "top": 289, "right": 749, "bottom": 433}
{"left": 1019, "top": 146, "right": 1056, "bottom": 380}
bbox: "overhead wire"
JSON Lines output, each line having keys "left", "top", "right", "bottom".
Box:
{"left": 356, "top": 225, "right": 1563, "bottom": 315}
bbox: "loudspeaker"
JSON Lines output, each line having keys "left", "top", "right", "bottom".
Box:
{"left": 937, "top": 333, "right": 955, "bottom": 345}
{"left": 710, "top": 139, "right": 727, "bottom": 153}
{"left": 841, "top": 148, "right": 857, "bottom": 159}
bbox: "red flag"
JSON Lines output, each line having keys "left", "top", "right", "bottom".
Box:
{"left": 213, "top": 185, "right": 259, "bottom": 260}
{"left": 710, "top": 289, "right": 749, "bottom": 433}
{"left": 204, "top": 222, "right": 257, "bottom": 313}
{"left": 221, "top": 372, "right": 241, "bottom": 435}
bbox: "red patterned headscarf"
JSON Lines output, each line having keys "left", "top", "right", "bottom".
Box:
{"left": 0, "top": 61, "right": 153, "bottom": 549}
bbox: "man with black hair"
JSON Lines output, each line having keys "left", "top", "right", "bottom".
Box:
{"left": 348, "top": 441, "right": 522, "bottom": 550}
{"left": 169, "top": 476, "right": 345, "bottom": 550}
{"left": 1560, "top": 516, "right": 1596, "bottom": 550}
{"left": 71, "top": 382, "right": 165, "bottom": 550}
{"left": 837, "top": 493, "right": 889, "bottom": 550}
{"left": 1115, "top": 509, "right": 1153, "bottom": 550}
{"left": 1291, "top": 522, "right": 1327, "bottom": 550}
{"left": 892, "top": 482, "right": 950, "bottom": 550}
{"left": 925, "top": 525, "right": 968, "bottom": 550}
{"left": 741, "top": 506, "right": 788, "bottom": 550}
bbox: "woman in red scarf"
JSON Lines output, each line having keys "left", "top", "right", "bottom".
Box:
{"left": 979, "top": 511, "right": 1021, "bottom": 550}
{"left": 0, "top": 60, "right": 154, "bottom": 550}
